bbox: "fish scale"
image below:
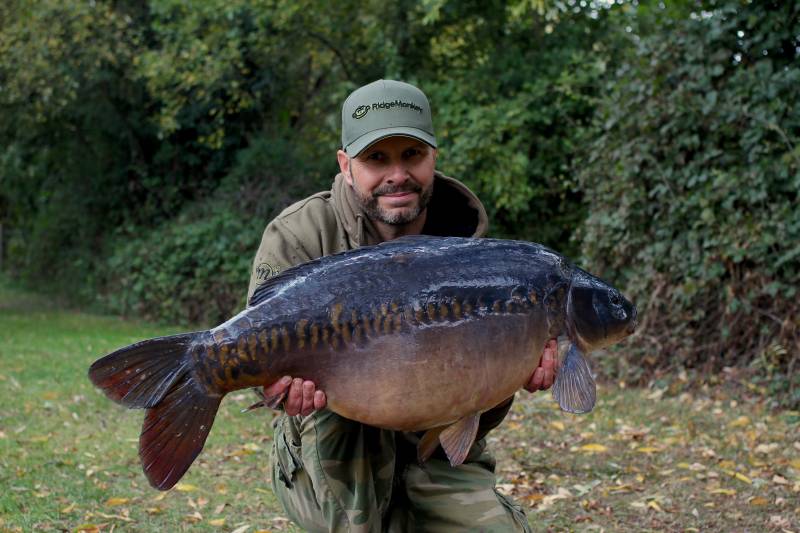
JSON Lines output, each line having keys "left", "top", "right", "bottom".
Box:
{"left": 88, "top": 235, "right": 637, "bottom": 490}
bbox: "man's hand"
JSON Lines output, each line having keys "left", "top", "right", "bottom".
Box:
{"left": 524, "top": 338, "right": 558, "bottom": 392}
{"left": 263, "top": 376, "right": 327, "bottom": 416}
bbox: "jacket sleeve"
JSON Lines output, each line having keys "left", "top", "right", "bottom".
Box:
{"left": 247, "top": 218, "right": 316, "bottom": 302}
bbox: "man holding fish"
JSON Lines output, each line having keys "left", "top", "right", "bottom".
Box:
{"left": 249, "top": 79, "right": 558, "bottom": 532}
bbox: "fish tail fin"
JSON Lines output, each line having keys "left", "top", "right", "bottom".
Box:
{"left": 88, "top": 332, "right": 222, "bottom": 490}
{"left": 88, "top": 332, "right": 202, "bottom": 408}
{"left": 139, "top": 374, "right": 221, "bottom": 489}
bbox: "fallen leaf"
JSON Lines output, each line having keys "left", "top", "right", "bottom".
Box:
{"left": 769, "top": 515, "right": 791, "bottom": 528}
{"left": 540, "top": 487, "right": 572, "bottom": 509}
{"left": 550, "top": 421, "right": 565, "bottom": 431}
{"left": 646, "top": 388, "right": 665, "bottom": 400}
{"left": 175, "top": 483, "right": 199, "bottom": 492}
{"left": 710, "top": 488, "right": 736, "bottom": 496}
{"left": 608, "top": 484, "right": 633, "bottom": 493}
{"left": 754, "top": 443, "right": 780, "bottom": 454}
{"left": 636, "top": 447, "right": 659, "bottom": 454}
{"left": 773, "top": 475, "right": 789, "bottom": 485}
{"left": 61, "top": 503, "right": 77, "bottom": 513}
{"left": 104, "top": 497, "right": 130, "bottom": 507}
{"left": 728, "top": 416, "right": 750, "bottom": 428}
{"left": 242, "top": 442, "right": 261, "bottom": 452}
{"left": 93, "top": 511, "right": 133, "bottom": 522}
{"left": 73, "top": 524, "right": 102, "bottom": 533}
{"left": 580, "top": 444, "right": 608, "bottom": 453}
{"left": 734, "top": 472, "right": 752, "bottom": 484}
{"left": 209, "top": 518, "right": 226, "bottom": 526}
{"left": 231, "top": 526, "right": 251, "bottom": 533}
{"left": 647, "top": 501, "right": 664, "bottom": 512}
{"left": 749, "top": 497, "right": 768, "bottom": 506}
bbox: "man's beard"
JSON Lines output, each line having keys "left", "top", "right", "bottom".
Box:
{"left": 351, "top": 176, "right": 434, "bottom": 226}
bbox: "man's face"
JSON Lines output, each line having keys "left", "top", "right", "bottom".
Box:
{"left": 338, "top": 136, "right": 436, "bottom": 226}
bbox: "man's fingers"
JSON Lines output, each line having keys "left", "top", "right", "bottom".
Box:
{"left": 266, "top": 377, "right": 326, "bottom": 416}
{"left": 524, "top": 338, "right": 560, "bottom": 393}
{"left": 542, "top": 366, "right": 554, "bottom": 388}
{"left": 533, "top": 367, "right": 545, "bottom": 389}
{"left": 313, "top": 390, "right": 327, "bottom": 411}
{"left": 542, "top": 339, "right": 558, "bottom": 363}
{"left": 525, "top": 367, "right": 545, "bottom": 392}
{"left": 264, "top": 375, "right": 292, "bottom": 397}
{"left": 284, "top": 378, "right": 304, "bottom": 416}
{"left": 300, "top": 381, "right": 315, "bottom": 417}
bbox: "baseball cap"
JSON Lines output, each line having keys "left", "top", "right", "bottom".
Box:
{"left": 341, "top": 80, "right": 437, "bottom": 157}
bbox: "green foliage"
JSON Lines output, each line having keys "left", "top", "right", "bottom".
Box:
{"left": 579, "top": 1, "right": 799, "bottom": 393}
{"left": 103, "top": 208, "right": 259, "bottom": 326}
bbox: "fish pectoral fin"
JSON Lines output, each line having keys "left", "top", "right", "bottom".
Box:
{"left": 438, "top": 413, "right": 481, "bottom": 467}
{"left": 417, "top": 426, "right": 446, "bottom": 464}
{"left": 552, "top": 344, "right": 596, "bottom": 414}
{"left": 241, "top": 385, "right": 287, "bottom": 412}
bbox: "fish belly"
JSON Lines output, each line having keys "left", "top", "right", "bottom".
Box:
{"left": 313, "top": 311, "right": 548, "bottom": 431}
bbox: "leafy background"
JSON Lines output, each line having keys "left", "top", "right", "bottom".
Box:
{"left": 1, "top": 0, "right": 798, "bottom": 404}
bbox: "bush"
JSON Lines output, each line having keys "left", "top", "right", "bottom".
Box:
{"left": 579, "top": 2, "right": 800, "bottom": 402}
{"left": 103, "top": 209, "right": 259, "bottom": 327}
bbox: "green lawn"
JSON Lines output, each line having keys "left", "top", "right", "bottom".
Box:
{"left": 0, "top": 280, "right": 798, "bottom": 532}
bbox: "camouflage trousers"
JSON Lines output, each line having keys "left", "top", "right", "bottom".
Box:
{"left": 271, "top": 408, "right": 531, "bottom": 532}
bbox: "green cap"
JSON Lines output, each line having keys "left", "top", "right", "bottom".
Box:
{"left": 341, "top": 80, "right": 436, "bottom": 156}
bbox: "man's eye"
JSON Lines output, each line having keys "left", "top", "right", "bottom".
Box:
{"left": 403, "top": 149, "right": 420, "bottom": 158}
{"left": 367, "top": 152, "right": 384, "bottom": 161}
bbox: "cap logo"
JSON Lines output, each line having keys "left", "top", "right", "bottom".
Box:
{"left": 352, "top": 105, "right": 370, "bottom": 119}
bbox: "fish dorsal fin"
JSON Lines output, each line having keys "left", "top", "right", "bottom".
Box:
{"left": 417, "top": 426, "right": 447, "bottom": 463}
{"left": 249, "top": 262, "right": 317, "bottom": 307}
{"left": 552, "top": 344, "right": 596, "bottom": 414}
{"left": 248, "top": 238, "right": 440, "bottom": 308}
{"left": 439, "top": 413, "right": 481, "bottom": 466}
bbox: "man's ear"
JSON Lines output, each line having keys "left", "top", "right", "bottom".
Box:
{"left": 337, "top": 150, "right": 353, "bottom": 186}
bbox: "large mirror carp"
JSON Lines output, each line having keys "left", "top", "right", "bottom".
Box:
{"left": 89, "top": 236, "right": 637, "bottom": 490}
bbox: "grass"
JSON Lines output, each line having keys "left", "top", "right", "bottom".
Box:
{"left": 0, "top": 278, "right": 798, "bottom": 532}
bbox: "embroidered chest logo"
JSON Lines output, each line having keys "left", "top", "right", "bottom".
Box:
{"left": 255, "top": 262, "right": 280, "bottom": 284}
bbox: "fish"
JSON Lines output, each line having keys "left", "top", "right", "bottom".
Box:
{"left": 88, "top": 235, "right": 637, "bottom": 490}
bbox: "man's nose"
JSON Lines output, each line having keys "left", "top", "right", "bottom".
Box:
{"left": 385, "top": 160, "right": 410, "bottom": 184}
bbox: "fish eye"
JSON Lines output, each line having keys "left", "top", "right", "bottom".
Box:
{"left": 609, "top": 292, "right": 621, "bottom": 307}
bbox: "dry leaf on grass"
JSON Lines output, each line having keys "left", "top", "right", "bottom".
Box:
{"left": 580, "top": 444, "right": 608, "bottom": 453}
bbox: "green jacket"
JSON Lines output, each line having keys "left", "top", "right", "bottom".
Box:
{"left": 247, "top": 170, "right": 512, "bottom": 439}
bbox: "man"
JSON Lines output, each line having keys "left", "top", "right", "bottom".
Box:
{"left": 248, "top": 80, "right": 558, "bottom": 532}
